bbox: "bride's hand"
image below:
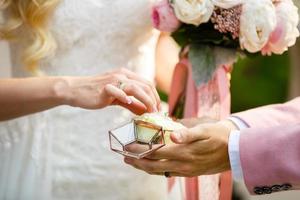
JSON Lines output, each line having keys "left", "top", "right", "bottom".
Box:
{"left": 57, "top": 68, "right": 161, "bottom": 114}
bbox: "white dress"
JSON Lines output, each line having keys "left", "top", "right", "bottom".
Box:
{"left": 0, "top": 0, "right": 167, "bottom": 199}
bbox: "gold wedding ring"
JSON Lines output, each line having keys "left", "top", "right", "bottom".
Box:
{"left": 117, "top": 81, "right": 126, "bottom": 90}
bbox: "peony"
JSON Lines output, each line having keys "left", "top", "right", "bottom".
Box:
{"left": 172, "top": 0, "right": 214, "bottom": 26}
{"left": 151, "top": 0, "right": 182, "bottom": 32}
{"left": 239, "top": 0, "right": 277, "bottom": 53}
{"left": 211, "top": 0, "right": 243, "bottom": 9}
{"left": 261, "top": 0, "right": 299, "bottom": 55}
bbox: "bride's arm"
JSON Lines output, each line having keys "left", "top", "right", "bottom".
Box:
{"left": 0, "top": 77, "right": 65, "bottom": 121}
{"left": 155, "top": 33, "right": 180, "bottom": 94}
{"left": 0, "top": 68, "right": 160, "bottom": 121}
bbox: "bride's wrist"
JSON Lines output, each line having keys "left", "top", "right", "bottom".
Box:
{"left": 52, "top": 77, "right": 73, "bottom": 106}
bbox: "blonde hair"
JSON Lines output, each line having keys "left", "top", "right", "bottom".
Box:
{"left": 0, "top": 0, "right": 60, "bottom": 75}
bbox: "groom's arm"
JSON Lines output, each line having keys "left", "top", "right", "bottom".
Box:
{"left": 237, "top": 124, "right": 300, "bottom": 195}
{"left": 228, "top": 97, "right": 300, "bottom": 195}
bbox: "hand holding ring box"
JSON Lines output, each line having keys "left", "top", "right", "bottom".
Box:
{"left": 109, "top": 113, "right": 186, "bottom": 159}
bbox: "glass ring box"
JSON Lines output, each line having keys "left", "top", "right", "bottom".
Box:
{"left": 109, "top": 119, "right": 168, "bottom": 159}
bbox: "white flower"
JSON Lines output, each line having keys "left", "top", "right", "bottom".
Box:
{"left": 172, "top": 0, "right": 214, "bottom": 26}
{"left": 239, "top": 0, "right": 277, "bottom": 53}
{"left": 211, "top": 0, "right": 243, "bottom": 9}
{"left": 135, "top": 113, "right": 185, "bottom": 131}
{"left": 262, "top": 0, "right": 299, "bottom": 55}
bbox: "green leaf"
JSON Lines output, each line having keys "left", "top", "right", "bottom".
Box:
{"left": 189, "top": 44, "right": 217, "bottom": 85}
{"left": 171, "top": 22, "right": 240, "bottom": 49}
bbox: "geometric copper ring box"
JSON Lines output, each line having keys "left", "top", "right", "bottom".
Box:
{"left": 109, "top": 120, "right": 166, "bottom": 159}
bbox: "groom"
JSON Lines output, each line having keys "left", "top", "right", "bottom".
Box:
{"left": 125, "top": 97, "right": 300, "bottom": 196}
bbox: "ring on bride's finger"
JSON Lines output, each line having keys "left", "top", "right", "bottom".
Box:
{"left": 164, "top": 172, "right": 171, "bottom": 178}
{"left": 117, "top": 81, "right": 126, "bottom": 90}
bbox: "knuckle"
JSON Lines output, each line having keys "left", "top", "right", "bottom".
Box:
{"left": 189, "top": 153, "right": 198, "bottom": 163}
{"left": 177, "top": 149, "right": 189, "bottom": 159}
{"left": 143, "top": 84, "right": 152, "bottom": 93}
{"left": 103, "top": 84, "right": 110, "bottom": 90}
{"left": 180, "top": 164, "right": 193, "bottom": 174}
{"left": 126, "top": 83, "right": 135, "bottom": 91}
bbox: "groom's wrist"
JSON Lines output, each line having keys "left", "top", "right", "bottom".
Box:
{"left": 217, "top": 120, "right": 239, "bottom": 132}
{"left": 228, "top": 130, "right": 244, "bottom": 181}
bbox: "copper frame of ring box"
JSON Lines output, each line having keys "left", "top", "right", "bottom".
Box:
{"left": 109, "top": 120, "right": 166, "bottom": 159}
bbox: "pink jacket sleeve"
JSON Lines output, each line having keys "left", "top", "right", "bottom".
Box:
{"left": 234, "top": 97, "right": 300, "bottom": 128}
{"left": 234, "top": 97, "right": 300, "bottom": 195}
{"left": 239, "top": 124, "right": 300, "bottom": 195}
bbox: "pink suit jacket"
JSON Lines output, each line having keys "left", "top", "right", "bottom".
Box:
{"left": 234, "top": 97, "right": 300, "bottom": 195}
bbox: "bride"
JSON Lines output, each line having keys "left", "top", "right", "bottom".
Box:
{"left": 0, "top": 0, "right": 178, "bottom": 199}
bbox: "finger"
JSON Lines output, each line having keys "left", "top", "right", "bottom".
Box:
{"left": 118, "top": 68, "right": 161, "bottom": 110}
{"left": 123, "top": 83, "right": 155, "bottom": 113}
{"left": 179, "top": 117, "right": 217, "bottom": 128}
{"left": 104, "top": 84, "right": 132, "bottom": 105}
{"left": 130, "top": 80, "right": 158, "bottom": 112}
{"left": 124, "top": 142, "right": 151, "bottom": 154}
{"left": 113, "top": 99, "right": 147, "bottom": 115}
{"left": 145, "top": 144, "right": 186, "bottom": 160}
{"left": 171, "top": 126, "right": 210, "bottom": 144}
{"left": 124, "top": 157, "right": 181, "bottom": 173}
{"left": 179, "top": 118, "right": 201, "bottom": 128}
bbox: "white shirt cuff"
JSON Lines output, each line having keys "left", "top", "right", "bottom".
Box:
{"left": 228, "top": 130, "right": 244, "bottom": 182}
{"left": 228, "top": 116, "right": 249, "bottom": 130}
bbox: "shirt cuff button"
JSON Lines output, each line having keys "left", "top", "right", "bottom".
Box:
{"left": 254, "top": 187, "right": 264, "bottom": 195}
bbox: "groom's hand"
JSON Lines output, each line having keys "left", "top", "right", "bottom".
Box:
{"left": 124, "top": 120, "right": 237, "bottom": 177}
{"left": 179, "top": 117, "right": 217, "bottom": 128}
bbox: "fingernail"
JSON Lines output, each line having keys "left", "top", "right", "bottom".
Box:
{"left": 126, "top": 97, "right": 132, "bottom": 104}
{"left": 153, "top": 106, "right": 158, "bottom": 113}
{"left": 173, "top": 131, "right": 183, "bottom": 143}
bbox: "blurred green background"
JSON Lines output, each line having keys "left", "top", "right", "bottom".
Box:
{"left": 231, "top": 52, "right": 290, "bottom": 113}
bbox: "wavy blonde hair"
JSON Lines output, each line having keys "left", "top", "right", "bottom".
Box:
{"left": 0, "top": 0, "right": 60, "bottom": 75}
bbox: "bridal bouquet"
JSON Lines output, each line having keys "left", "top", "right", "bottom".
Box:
{"left": 152, "top": 0, "right": 299, "bottom": 83}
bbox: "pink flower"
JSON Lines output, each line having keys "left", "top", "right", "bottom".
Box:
{"left": 262, "top": 0, "right": 299, "bottom": 55}
{"left": 151, "top": 0, "right": 181, "bottom": 32}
